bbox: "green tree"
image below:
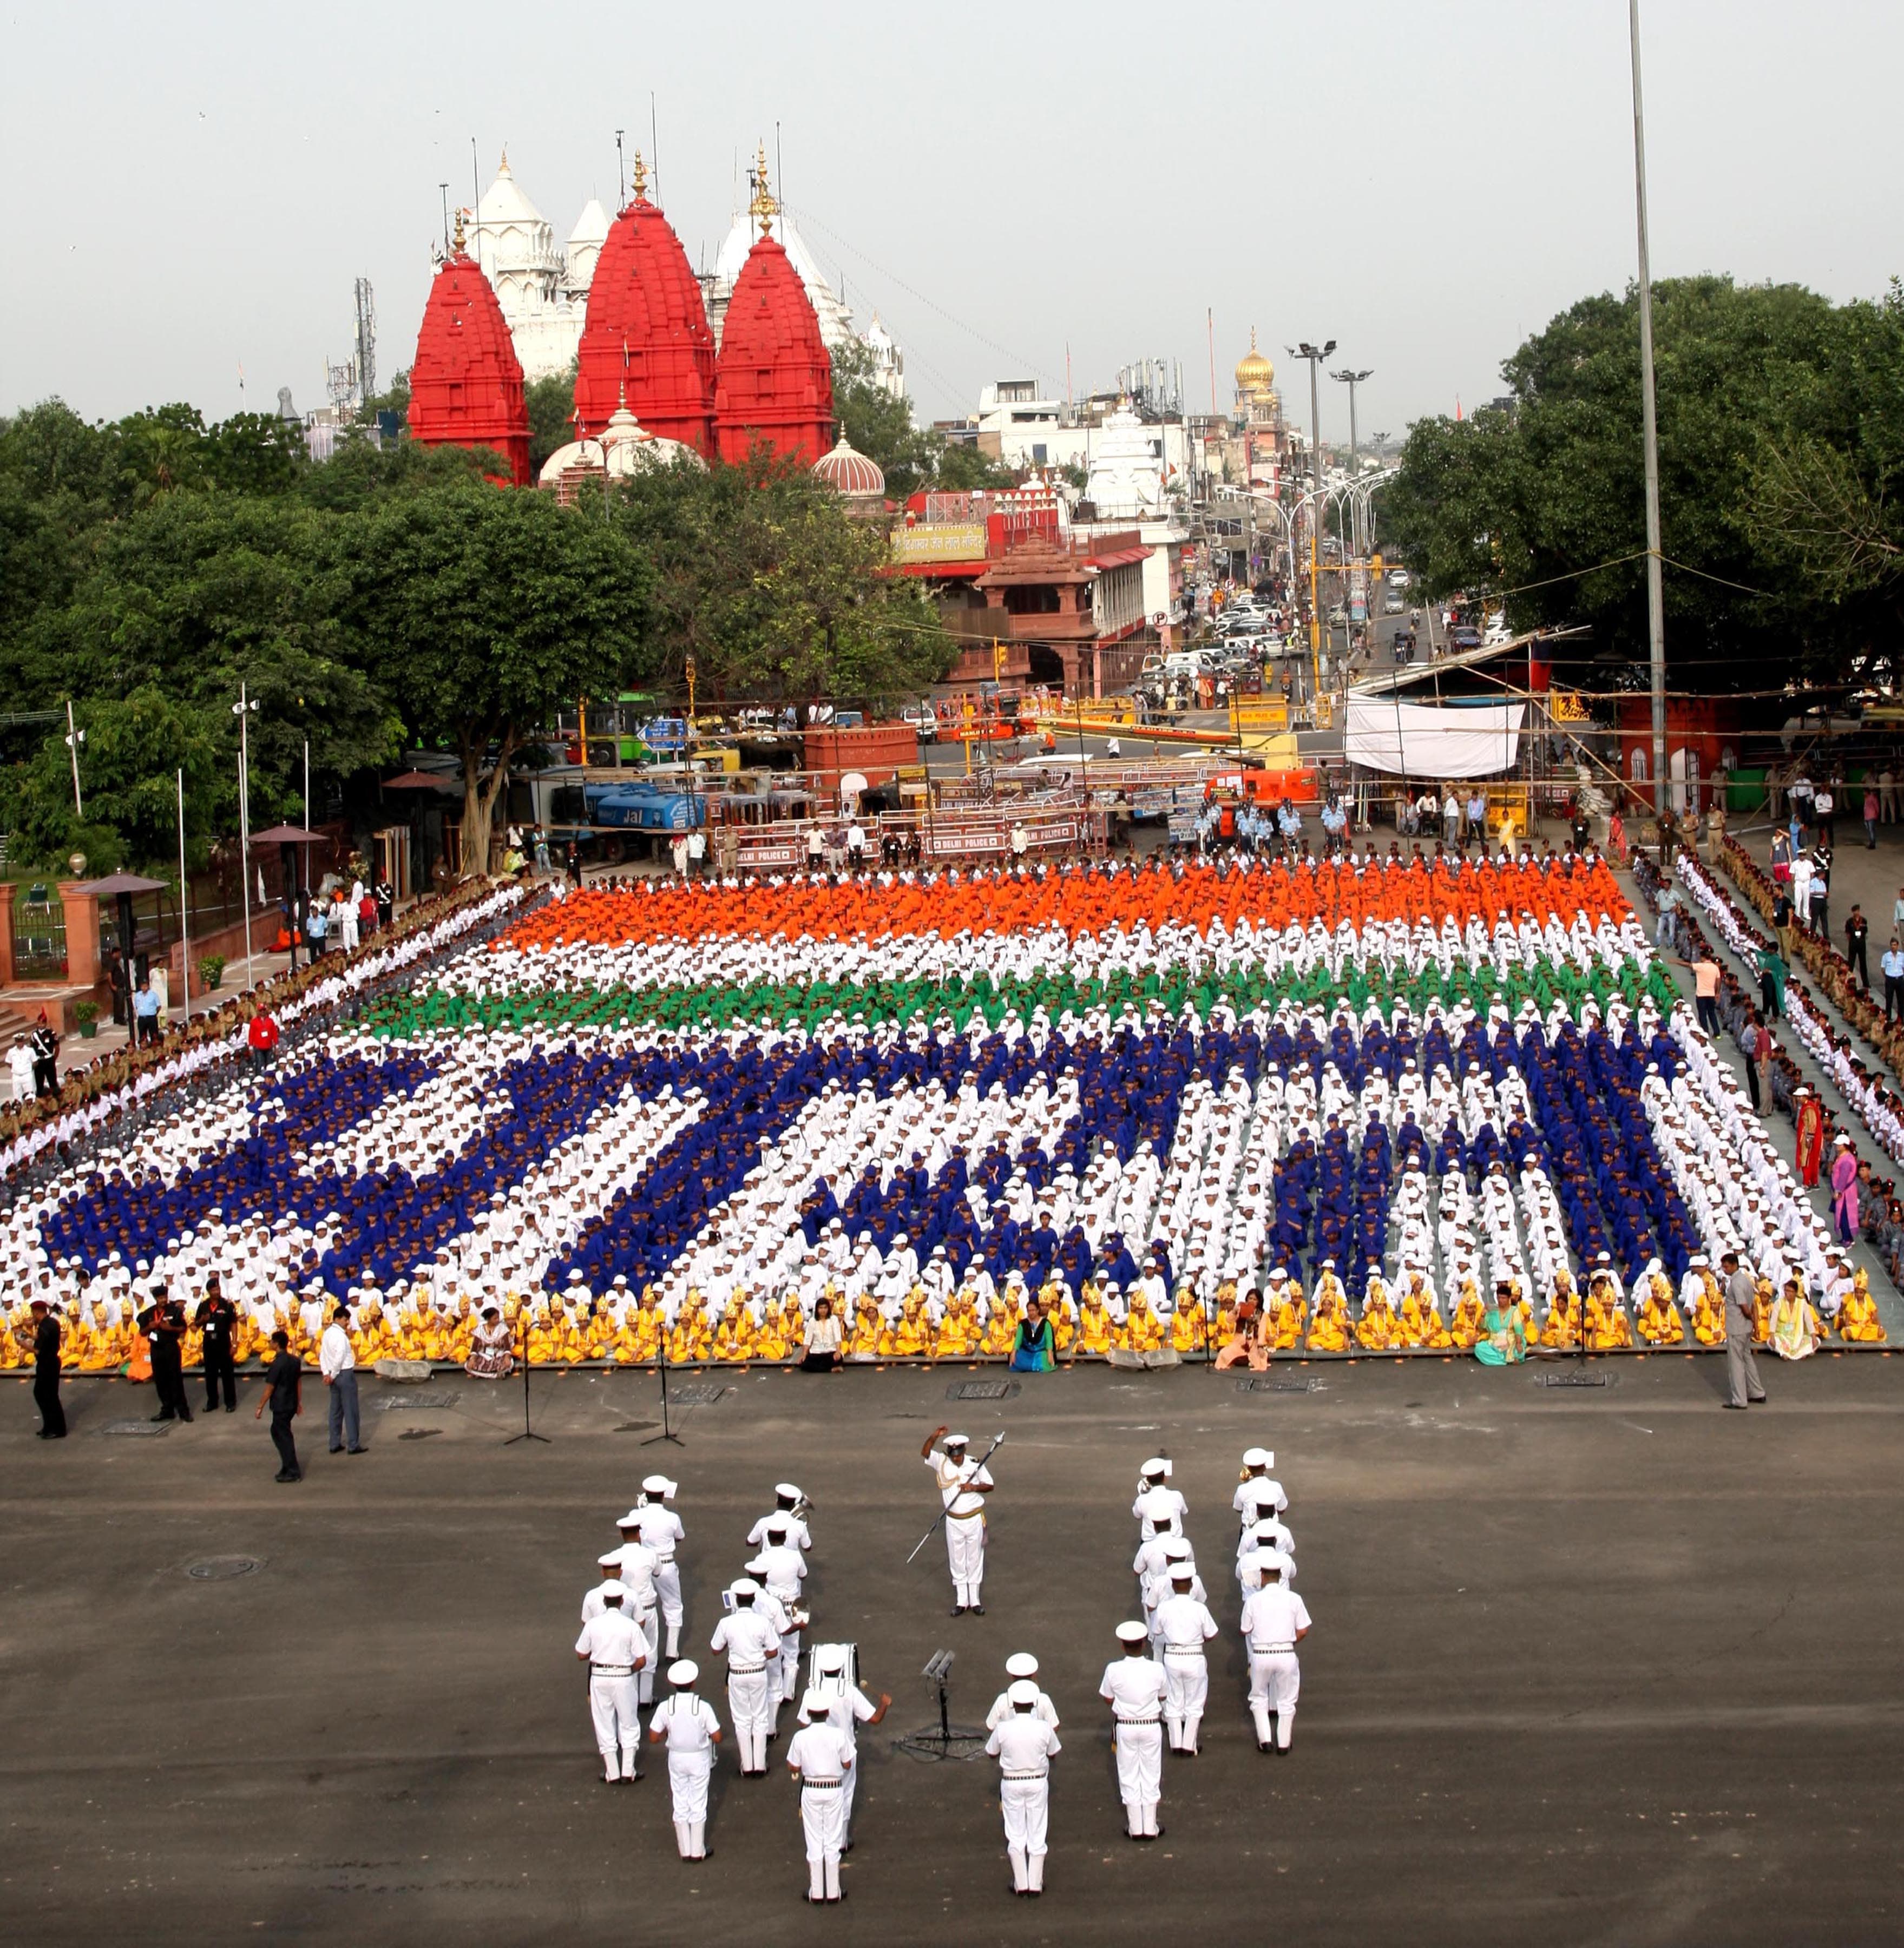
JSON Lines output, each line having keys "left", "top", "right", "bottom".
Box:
{"left": 526, "top": 360, "right": 580, "bottom": 477}
{"left": 612, "top": 450, "right": 949, "bottom": 705}
{"left": 334, "top": 482, "right": 652, "bottom": 872}
{"left": 829, "top": 341, "right": 1019, "bottom": 498}
{"left": 1384, "top": 275, "right": 1882, "bottom": 687}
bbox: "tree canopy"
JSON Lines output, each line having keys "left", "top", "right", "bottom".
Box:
{"left": 830, "top": 341, "right": 1016, "bottom": 500}
{"left": 1383, "top": 275, "right": 1904, "bottom": 690}
{"left": 0, "top": 394, "right": 950, "bottom": 873}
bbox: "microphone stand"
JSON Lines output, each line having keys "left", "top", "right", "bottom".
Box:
{"left": 504, "top": 1305, "right": 549, "bottom": 1445}
{"left": 642, "top": 1308, "right": 685, "bottom": 1449}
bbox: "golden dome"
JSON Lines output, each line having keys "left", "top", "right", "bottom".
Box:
{"left": 1235, "top": 327, "right": 1275, "bottom": 398}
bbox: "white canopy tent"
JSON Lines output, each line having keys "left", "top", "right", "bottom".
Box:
{"left": 1343, "top": 697, "right": 1527, "bottom": 779}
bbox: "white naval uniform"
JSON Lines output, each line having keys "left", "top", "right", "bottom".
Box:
{"left": 747, "top": 1544, "right": 807, "bottom": 1701}
{"left": 747, "top": 1509, "right": 812, "bottom": 1554}
{"left": 927, "top": 1451, "right": 993, "bottom": 1607}
{"left": 709, "top": 1608, "right": 782, "bottom": 1772}
{"left": 985, "top": 1713, "right": 1062, "bottom": 1893}
{"left": 633, "top": 1503, "right": 687, "bottom": 1653}
{"left": 1132, "top": 1483, "right": 1189, "bottom": 1540}
{"left": 1099, "top": 1655, "right": 1168, "bottom": 1837}
{"left": 786, "top": 1721, "right": 855, "bottom": 1901}
{"left": 651, "top": 1689, "right": 721, "bottom": 1855}
{"left": 1234, "top": 1473, "right": 1289, "bottom": 1525}
{"left": 816, "top": 1682, "right": 881, "bottom": 1832}
{"left": 1240, "top": 1583, "right": 1312, "bottom": 1749}
{"left": 574, "top": 1610, "right": 645, "bottom": 1779}
{"left": 609, "top": 1539, "right": 662, "bottom": 1701}
{"left": 985, "top": 1688, "right": 1060, "bottom": 1730}
{"left": 1154, "top": 1591, "right": 1220, "bottom": 1751}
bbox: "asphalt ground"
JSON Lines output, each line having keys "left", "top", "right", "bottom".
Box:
{"left": 5, "top": 1354, "right": 1902, "bottom": 1946}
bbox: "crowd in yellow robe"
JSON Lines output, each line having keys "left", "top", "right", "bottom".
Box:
{"left": 1838, "top": 1268, "right": 1887, "bottom": 1342}
{"left": 1633, "top": 1268, "right": 1685, "bottom": 1346}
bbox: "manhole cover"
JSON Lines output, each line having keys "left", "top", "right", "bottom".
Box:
{"left": 100, "top": 1418, "right": 171, "bottom": 1437}
{"left": 374, "top": 1394, "right": 457, "bottom": 1411}
{"left": 186, "top": 1556, "right": 261, "bottom": 1581}
{"left": 397, "top": 1427, "right": 443, "bottom": 1441}
{"left": 614, "top": 1421, "right": 659, "bottom": 1433}
{"left": 667, "top": 1384, "right": 728, "bottom": 1407}
{"left": 1238, "top": 1377, "right": 1321, "bottom": 1394}
{"left": 1539, "top": 1371, "right": 1613, "bottom": 1388}
{"left": 947, "top": 1379, "right": 1016, "bottom": 1401}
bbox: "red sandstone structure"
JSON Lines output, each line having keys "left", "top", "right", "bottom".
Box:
{"left": 405, "top": 215, "right": 532, "bottom": 484}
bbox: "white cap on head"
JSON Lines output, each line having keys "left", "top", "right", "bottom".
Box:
{"left": 731, "top": 1576, "right": 760, "bottom": 1600}
{"left": 816, "top": 1646, "right": 847, "bottom": 1674}
{"left": 599, "top": 1583, "right": 626, "bottom": 1602}
{"left": 797, "top": 1689, "right": 831, "bottom": 1723}
{"left": 775, "top": 1482, "right": 803, "bottom": 1502}
{"left": 1004, "top": 1653, "right": 1039, "bottom": 1679}
{"left": 1141, "top": 1456, "right": 1171, "bottom": 1479}
{"left": 1242, "top": 1445, "right": 1271, "bottom": 1468}
{"left": 616, "top": 1508, "right": 645, "bottom": 1528}
{"left": 641, "top": 1474, "right": 678, "bottom": 1499}
{"left": 1115, "top": 1620, "right": 1149, "bottom": 1645}
{"left": 596, "top": 1552, "right": 621, "bottom": 1569}
{"left": 668, "top": 1660, "right": 699, "bottom": 1687}
{"left": 1162, "top": 1536, "right": 1193, "bottom": 1561}
{"left": 1008, "top": 1679, "right": 1039, "bottom": 1707}
{"left": 943, "top": 1432, "right": 969, "bottom": 1447}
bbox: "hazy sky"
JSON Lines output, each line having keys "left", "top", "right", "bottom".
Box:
{"left": 5, "top": 1, "right": 1901, "bottom": 441}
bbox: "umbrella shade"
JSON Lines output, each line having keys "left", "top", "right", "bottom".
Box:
{"left": 252, "top": 823, "right": 323, "bottom": 844}
{"left": 74, "top": 871, "right": 168, "bottom": 896}
{"left": 384, "top": 771, "right": 457, "bottom": 791}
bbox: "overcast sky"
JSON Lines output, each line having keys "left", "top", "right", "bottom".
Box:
{"left": 4, "top": 1, "right": 1901, "bottom": 442}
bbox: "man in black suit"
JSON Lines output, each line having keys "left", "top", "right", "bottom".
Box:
{"left": 194, "top": 1275, "right": 239, "bottom": 1413}
{"left": 29, "top": 1297, "right": 65, "bottom": 1438}
{"left": 140, "top": 1288, "right": 193, "bottom": 1424}
{"left": 255, "top": 1329, "right": 303, "bottom": 1481}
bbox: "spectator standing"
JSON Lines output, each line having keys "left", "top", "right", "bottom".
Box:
{"left": 141, "top": 1287, "right": 192, "bottom": 1424}
{"left": 1881, "top": 764, "right": 1899, "bottom": 825}
{"left": 8, "top": 1032, "right": 36, "bottom": 1103}
{"left": 320, "top": 1302, "right": 365, "bottom": 1455}
{"left": 1738, "top": 1013, "right": 1764, "bottom": 1113}
{"left": 195, "top": 1275, "right": 239, "bottom": 1413}
{"left": 1771, "top": 886, "right": 1794, "bottom": 963}
{"left": 1883, "top": 936, "right": 1904, "bottom": 1022}
{"left": 305, "top": 898, "right": 327, "bottom": 960}
{"left": 1688, "top": 952, "right": 1722, "bottom": 1035}
{"left": 1865, "top": 784, "right": 1881, "bottom": 849}
{"left": 1814, "top": 782, "right": 1835, "bottom": 847}
{"left": 29, "top": 1296, "right": 65, "bottom": 1438}
{"left": 375, "top": 877, "right": 396, "bottom": 927}
{"left": 1720, "top": 1251, "right": 1767, "bottom": 1410}
{"left": 255, "top": 1328, "right": 303, "bottom": 1480}
{"left": 1845, "top": 906, "right": 1871, "bottom": 992}
{"left": 132, "top": 975, "right": 161, "bottom": 1048}
{"left": 29, "top": 1011, "right": 58, "bottom": 1097}
{"left": 1790, "top": 771, "right": 1814, "bottom": 835}
{"left": 1809, "top": 850, "right": 1831, "bottom": 939}
{"left": 1758, "top": 942, "right": 1787, "bottom": 1021}
{"left": 247, "top": 1006, "right": 280, "bottom": 1065}
{"left": 1465, "top": 788, "right": 1487, "bottom": 845}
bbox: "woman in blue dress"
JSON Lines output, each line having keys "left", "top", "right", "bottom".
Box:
{"left": 1010, "top": 1297, "right": 1056, "bottom": 1373}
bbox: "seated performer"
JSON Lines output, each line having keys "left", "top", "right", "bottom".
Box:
{"left": 1446, "top": 1273, "right": 1488, "bottom": 1349}
{"left": 1584, "top": 1272, "right": 1634, "bottom": 1351}
{"left": 1474, "top": 1280, "right": 1528, "bottom": 1365}
{"left": 464, "top": 1306, "right": 515, "bottom": 1380}
{"left": 1355, "top": 1277, "right": 1405, "bottom": 1352}
{"left": 1633, "top": 1262, "right": 1685, "bottom": 1346}
{"left": 1306, "top": 1272, "right": 1352, "bottom": 1353}
{"left": 1214, "top": 1285, "right": 1268, "bottom": 1369}
{"left": 1398, "top": 1269, "right": 1453, "bottom": 1350}
{"left": 1011, "top": 1297, "right": 1056, "bottom": 1373}
{"left": 1539, "top": 1273, "right": 1581, "bottom": 1351}
{"left": 1837, "top": 1268, "right": 1887, "bottom": 1342}
{"left": 1768, "top": 1278, "right": 1823, "bottom": 1361}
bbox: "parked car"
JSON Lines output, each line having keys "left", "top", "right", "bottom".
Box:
{"left": 1448, "top": 626, "right": 1483, "bottom": 653}
{"left": 901, "top": 703, "right": 940, "bottom": 742}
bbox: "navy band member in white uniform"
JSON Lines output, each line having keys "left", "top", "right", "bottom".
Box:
{"left": 634, "top": 1474, "right": 687, "bottom": 1660}
{"left": 1240, "top": 1554, "right": 1312, "bottom": 1752}
{"left": 1132, "top": 1457, "right": 1188, "bottom": 1540}
{"left": 986, "top": 1679, "right": 1062, "bottom": 1897}
{"left": 1100, "top": 1619, "right": 1169, "bottom": 1840}
{"left": 922, "top": 1427, "right": 994, "bottom": 1615}
{"left": 573, "top": 1584, "right": 648, "bottom": 1783}
{"left": 786, "top": 1690, "right": 855, "bottom": 1903}
{"left": 1233, "top": 1446, "right": 1288, "bottom": 1525}
{"left": 746, "top": 1524, "right": 809, "bottom": 1703}
{"left": 986, "top": 1651, "right": 1060, "bottom": 1730}
{"left": 649, "top": 1659, "right": 722, "bottom": 1857}
{"left": 1154, "top": 1562, "right": 1220, "bottom": 1754}
{"left": 709, "top": 1576, "right": 782, "bottom": 1775}
{"left": 609, "top": 1515, "right": 662, "bottom": 1704}
{"left": 810, "top": 1644, "right": 890, "bottom": 1839}
{"left": 747, "top": 1483, "right": 812, "bottom": 1556}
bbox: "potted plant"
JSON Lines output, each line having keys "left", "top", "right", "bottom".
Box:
{"left": 198, "top": 954, "right": 226, "bottom": 991}
{"left": 74, "top": 1000, "right": 99, "bottom": 1039}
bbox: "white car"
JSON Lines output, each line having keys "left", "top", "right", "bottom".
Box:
{"left": 902, "top": 703, "right": 940, "bottom": 741}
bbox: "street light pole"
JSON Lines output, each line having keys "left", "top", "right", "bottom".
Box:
{"left": 1288, "top": 341, "right": 1336, "bottom": 714}
{"left": 1630, "top": 0, "right": 1669, "bottom": 820}
{"left": 232, "top": 682, "right": 260, "bottom": 991}
{"left": 1331, "top": 369, "right": 1373, "bottom": 551}
{"left": 64, "top": 700, "right": 84, "bottom": 817}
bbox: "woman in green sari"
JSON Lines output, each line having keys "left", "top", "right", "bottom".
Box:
{"left": 1474, "top": 1279, "right": 1528, "bottom": 1366}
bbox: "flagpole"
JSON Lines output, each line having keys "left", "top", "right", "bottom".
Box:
{"left": 178, "top": 769, "right": 191, "bottom": 1018}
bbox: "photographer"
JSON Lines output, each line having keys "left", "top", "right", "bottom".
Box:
{"left": 139, "top": 1284, "right": 193, "bottom": 1424}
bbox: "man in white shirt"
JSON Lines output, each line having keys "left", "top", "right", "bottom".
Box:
{"left": 786, "top": 1691, "right": 855, "bottom": 1903}
{"left": 986, "top": 1680, "right": 1062, "bottom": 1896}
{"left": 1240, "top": 1555, "right": 1312, "bottom": 1753}
{"left": 1232, "top": 1447, "right": 1287, "bottom": 1529}
{"left": 986, "top": 1651, "right": 1060, "bottom": 1731}
{"left": 922, "top": 1427, "right": 994, "bottom": 1615}
{"left": 1132, "top": 1457, "right": 1187, "bottom": 1539}
{"left": 747, "top": 1484, "right": 812, "bottom": 1556}
{"left": 708, "top": 1577, "right": 782, "bottom": 1775}
{"left": 648, "top": 1660, "right": 722, "bottom": 1859}
{"left": 318, "top": 1302, "right": 363, "bottom": 1454}
{"left": 809, "top": 1643, "right": 890, "bottom": 1837}
{"left": 609, "top": 1517, "right": 662, "bottom": 1702}
{"left": 1154, "top": 1564, "right": 1220, "bottom": 1754}
{"left": 1100, "top": 1619, "right": 1168, "bottom": 1840}
{"left": 632, "top": 1476, "right": 687, "bottom": 1659}
{"left": 573, "top": 1585, "right": 647, "bottom": 1783}
{"left": 746, "top": 1525, "right": 808, "bottom": 1702}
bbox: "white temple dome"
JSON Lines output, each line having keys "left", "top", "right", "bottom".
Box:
{"left": 812, "top": 430, "right": 884, "bottom": 499}
{"left": 539, "top": 402, "right": 707, "bottom": 491}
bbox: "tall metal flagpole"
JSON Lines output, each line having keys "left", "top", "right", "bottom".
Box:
{"left": 178, "top": 769, "right": 191, "bottom": 1016}
{"left": 235, "top": 682, "right": 255, "bottom": 991}
{"left": 1630, "top": 0, "right": 1669, "bottom": 819}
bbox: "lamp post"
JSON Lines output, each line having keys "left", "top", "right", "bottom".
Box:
{"left": 232, "top": 682, "right": 260, "bottom": 990}
{"left": 1629, "top": 0, "right": 1669, "bottom": 818}
{"left": 1286, "top": 341, "right": 1336, "bottom": 707}
{"left": 1330, "top": 368, "right": 1373, "bottom": 552}
{"left": 64, "top": 701, "right": 85, "bottom": 817}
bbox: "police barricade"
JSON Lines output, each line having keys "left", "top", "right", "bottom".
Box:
{"left": 922, "top": 811, "right": 1099, "bottom": 859}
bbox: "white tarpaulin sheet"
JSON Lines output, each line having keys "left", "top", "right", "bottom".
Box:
{"left": 1343, "top": 697, "right": 1526, "bottom": 778}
